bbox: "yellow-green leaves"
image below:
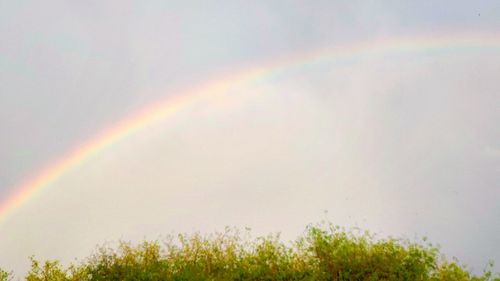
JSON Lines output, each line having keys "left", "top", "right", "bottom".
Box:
{"left": 6, "top": 223, "right": 500, "bottom": 281}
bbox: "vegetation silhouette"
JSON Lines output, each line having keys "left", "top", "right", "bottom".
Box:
{"left": 2, "top": 223, "right": 498, "bottom": 281}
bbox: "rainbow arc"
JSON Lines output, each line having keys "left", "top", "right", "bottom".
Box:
{"left": 1, "top": 32, "right": 499, "bottom": 225}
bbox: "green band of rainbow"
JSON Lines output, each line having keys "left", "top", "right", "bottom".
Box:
{"left": 1, "top": 32, "right": 499, "bottom": 225}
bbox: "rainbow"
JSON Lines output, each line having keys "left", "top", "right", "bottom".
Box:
{"left": 1, "top": 32, "right": 499, "bottom": 225}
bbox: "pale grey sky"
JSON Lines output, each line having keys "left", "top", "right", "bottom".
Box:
{"left": 0, "top": 0, "right": 499, "bottom": 276}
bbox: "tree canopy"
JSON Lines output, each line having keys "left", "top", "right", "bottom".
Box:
{"left": 2, "top": 223, "right": 498, "bottom": 281}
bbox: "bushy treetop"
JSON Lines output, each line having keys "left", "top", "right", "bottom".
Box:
{"left": 2, "top": 223, "right": 498, "bottom": 281}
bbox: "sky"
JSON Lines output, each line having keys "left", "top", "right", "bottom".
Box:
{"left": 1, "top": 0, "right": 499, "bottom": 276}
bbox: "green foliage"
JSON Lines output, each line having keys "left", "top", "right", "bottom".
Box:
{"left": 0, "top": 268, "right": 12, "bottom": 281}
{"left": 25, "top": 257, "right": 68, "bottom": 281}
{"left": 4, "top": 223, "right": 499, "bottom": 280}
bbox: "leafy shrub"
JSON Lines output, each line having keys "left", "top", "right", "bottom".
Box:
{"left": 3, "top": 223, "right": 499, "bottom": 280}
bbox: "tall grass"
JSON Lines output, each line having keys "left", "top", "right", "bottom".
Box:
{"left": 2, "top": 223, "right": 498, "bottom": 281}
